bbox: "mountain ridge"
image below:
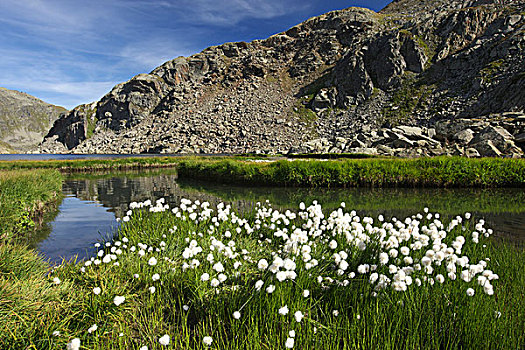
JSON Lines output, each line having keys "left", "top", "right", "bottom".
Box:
{"left": 0, "top": 88, "right": 67, "bottom": 153}
{"left": 39, "top": 0, "right": 525, "bottom": 157}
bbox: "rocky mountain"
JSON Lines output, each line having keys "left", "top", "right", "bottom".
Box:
{"left": 0, "top": 88, "right": 67, "bottom": 152}
{"left": 39, "top": 0, "right": 525, "bottom": 157}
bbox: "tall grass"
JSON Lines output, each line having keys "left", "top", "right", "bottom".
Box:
{"left": 0, "top": 169, "right": 62, "bottom": 242}
{"left": 177, "top": 156, "right": 525, "bottom": 187}
{"left": 2, "top": 198, "right": 522, "bottom": 349}
{"left": 2, "top": 156, "right": 524, "bottom": 187}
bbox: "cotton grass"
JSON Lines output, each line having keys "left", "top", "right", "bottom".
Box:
{"left": 49, "top": 197, "right": 521, "bottom": 349}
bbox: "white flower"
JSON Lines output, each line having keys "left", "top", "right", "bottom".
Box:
{"left": 183, "top": 305, "right": 189, "bottom": 311}
{"left": 113, "top": 295, "right": 125, "bottom": 306}
{"left": 66, "top": 338, "right": 81, "bottom": 350}
{"left": 203, "top": 336, "right": 213, "bottom": 346}
{"left": 52, "top": 331, "right": 60, "bottom": 336}
{"left": 139, "top": 346, "right": 148, "bottom": 350}
{"left": 303, "top": 289, "right": 310, "bottom": 298}
{"left": 276, "top": 271, "right": 287, "bottom": 282}
{"left": 258, "top": 259, "right": 269, "bottom": 270}
{"left": 279, "top": 305, "right": 289, "bottom": 315}
{"left": 332, "top": 310, "right": 339, "bottom": 317}
{"left": 233, "top": 311, "right": 241, "bottom": 319}
{"left": 152, "top": 273, "right": 160, "bottom": 281}
{"left": 201, "top": 273, "right": 210, "bottom": 281}
{"left": 466, "top": 288, "right": 475, "bottom": 297}
{"left": 285, "top": 337, "right": 295, "bottom": 348}
{"left": 294, "top": 311, "right": 304, "bottom": 322}
{"left": 218, "top": 273, "right": 227, "bottom": 282}
{"left": 52, "top": 277, "right": 61, "bottom": 285}
{"left": 289, "top": 330, "right": 296, "bottom": 337}
{"left": 255, "top": 280, "right": 264, "bottom": 291}
{"left": 210, "top": 278, "right": 220, "bottom": 287}
{"left": 329, "top": 240, "right": 338, "bottom": 250}
{"left": 133, "top": 273, "right": 139, "bottom": 278}
{"left": 93, "top": 287, "right": 101, "bottom": 295}
{"left": 213, "top": 262, "right": 224, "bottom": 273}
{"left": 148, "top": 257, "right": 158, "bottom": 266}
{"left": 149, "top": 286, "right": 156, "bottom": 294}
{"left": 159, "top": 334, "right": 170, "bottom": 346}
{"left": 379, "top": 252, "right": 389, "bottom": 265}
{"left": 88, "top": 324, "right": 98, "bottom": 333}
{"left": 266, "top": 285, "right": 276, "bottom": 293}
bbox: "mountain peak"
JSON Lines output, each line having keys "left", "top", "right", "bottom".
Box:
{"left": 39, "top": 0, "right": 525, "bottom": 157}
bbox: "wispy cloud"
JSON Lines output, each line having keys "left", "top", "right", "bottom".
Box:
{"left": 0, "top": 0, "right": 358, "bottom": 109}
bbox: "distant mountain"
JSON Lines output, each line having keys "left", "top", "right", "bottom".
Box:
{"left": 0, "top": 88, "right": 67, "bottom": 152}
{"left": 40, "top": 0, "right": 525, "bottom": 157}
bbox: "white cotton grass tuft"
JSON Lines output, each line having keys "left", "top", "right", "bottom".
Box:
{"left": 66, "top": 338, "right": 81, "bottom": 350}
{"left": 279, "top": 305, "right": 289, "bottom": 315}
{"left": 113, "top": 295, "right": 125, "bottom": 306}
{"left": 159, "top": 334, "right": 170, "bottom": 346}
{"left": 82, "top": 199, "right": 501, "bottom": 347}
{"left": 203, "top": 336, "right": 213, "bottom": 346}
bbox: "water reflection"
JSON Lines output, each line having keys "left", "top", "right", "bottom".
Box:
{"left": 36, "top": 171, "right": 525, "bottom": 263}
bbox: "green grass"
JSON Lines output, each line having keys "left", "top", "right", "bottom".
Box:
{"left": 1, "top": 200, "right": 523, "bottom": 349}
{"left": 0, "top": 157, "right": 191, "bottom": 172}
{"left": 0, "top": 169, "right": 63, "bottom": 242}
{"left": 176, "top": 157, "right": 525, "bottom": 188}
{"left": 1, "top": 156, "right": 525, "bottom": 189}
{"left": 0, "top": 164, "right": 523, "bottom": 349}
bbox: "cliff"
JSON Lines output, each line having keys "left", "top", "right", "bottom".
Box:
{"left": 40, "top": 0, "right": 525, "bottom": 157}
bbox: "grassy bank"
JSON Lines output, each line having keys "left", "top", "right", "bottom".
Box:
{"left": 0, "top": 169, "right": 63, "bottom": 242}
{"left": 0, "top": 167, "right": 523, "bottom": 349}
{"left": 177, "top": 156, "right": 525, "bottom": 187}
{"left": 2, "top": 156, "right": 524, "bottom": 187}
{"left": 0, "top": 156, "right": 189, "bottom": 172}
{"left": 1, "top": 198, "right": 522, "bottom": 349}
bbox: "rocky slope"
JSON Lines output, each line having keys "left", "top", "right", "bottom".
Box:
{"left": 0, "top": 88, "right": 67, "bottom": 152}
{"left": 39, "top": 0, "right": 525, "bottom": 157}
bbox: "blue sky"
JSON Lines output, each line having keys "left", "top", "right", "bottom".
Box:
{"left": 0, "top": 0, "right": 391, "bottom": 110}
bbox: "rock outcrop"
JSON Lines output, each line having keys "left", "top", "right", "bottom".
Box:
{"left": 39, "top": 0, "right": 525, "bottom": 157}
{"left": 0, "top": 88, "right": 66, "bottom": 152}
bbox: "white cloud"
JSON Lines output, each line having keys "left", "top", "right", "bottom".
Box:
{"left": 0, "top": 0, "right": 312, "bottom": 109}
{"left": 149, "top": 0, "right": 309, "bottom": 26}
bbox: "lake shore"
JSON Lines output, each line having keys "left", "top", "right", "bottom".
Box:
{"left": 1, "top": 155, "right": 524, "bottom": 187}
{"left": 0, "top": 160, "right": 524, "bottom": 349}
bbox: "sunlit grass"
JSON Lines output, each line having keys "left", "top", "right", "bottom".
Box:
{"left": 0, "top": 169, "right": 62, "bottom": 242}
{"left": 2, "top": 198, "right": 522, "bottom": 349}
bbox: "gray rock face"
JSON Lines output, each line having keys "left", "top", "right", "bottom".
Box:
{"left": 0, "top": 87, "right": 66, "bottom": 152}
{"left": 38, "top": 0, "right": 525, "bottom": 157}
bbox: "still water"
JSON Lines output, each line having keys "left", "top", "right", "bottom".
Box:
{"left": 33, "top": 170, "right": 525, "bottom": 263}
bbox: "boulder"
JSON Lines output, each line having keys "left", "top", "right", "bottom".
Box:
{"left": 469, "top": 126, "right": 515, "bottom": 152}
{"left": 453, "top": 128, "right": 475, "bottom": 144}
{"left": 471, "top": 140, "right": 503, "bottom": 157}
{"left": 465, "top": 147, "right": 481, "bottom": 158}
